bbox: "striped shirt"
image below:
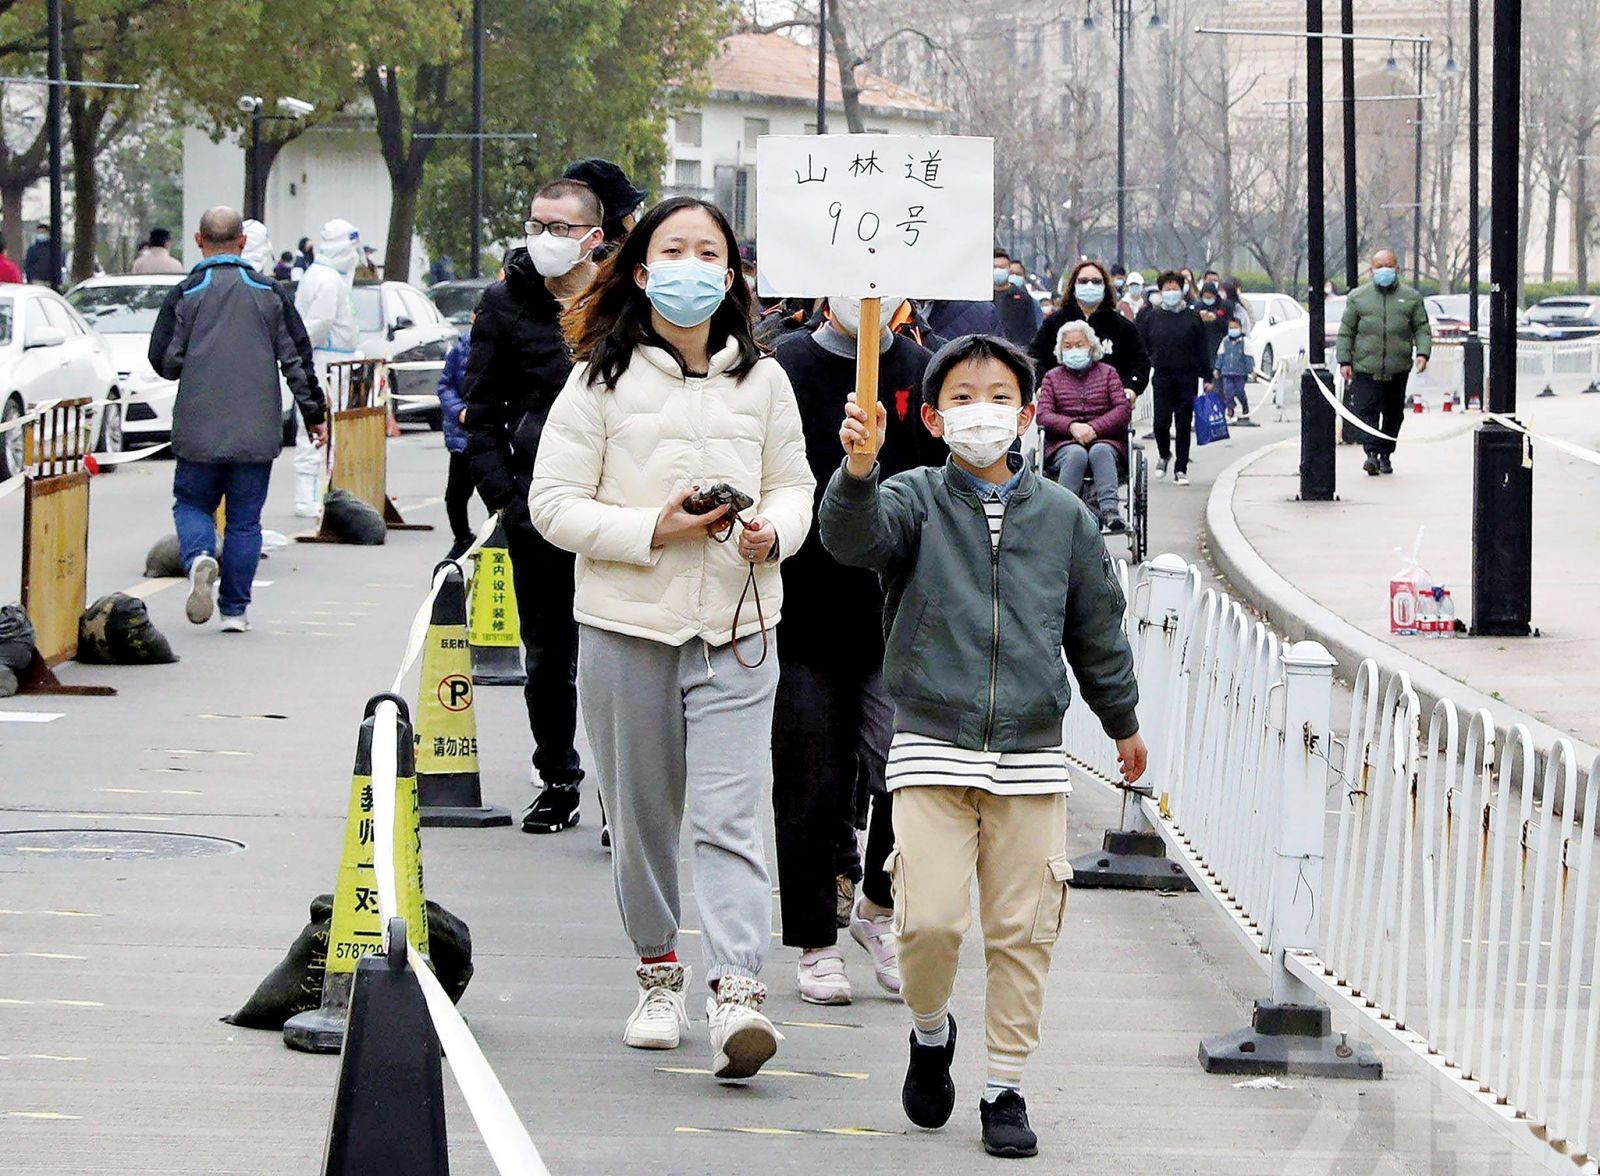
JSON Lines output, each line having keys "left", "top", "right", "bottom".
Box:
{"left": 886, "top": 732, "right": 1072, "bottom": 797}
{"left": 982, "top": 500, "right": 1005, "bottom": 549}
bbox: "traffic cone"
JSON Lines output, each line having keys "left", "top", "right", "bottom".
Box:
{"left": 285, "top": 694, "right": 430, "bottom": 1054}
{"left": 320, "top": 916, "right": 449, "bottom": 1176}
{"left": 416, "top": 563, "right": 510, "bottom": 828}
{"left": 468, "top": 520, "right": 526, "bottom": 686}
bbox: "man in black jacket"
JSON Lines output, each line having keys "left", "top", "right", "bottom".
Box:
{"left": 1137, "top": 270, "right": 1211, "bottom": 484}
{"left": 462, "top": 178, "right": 604, "bottom": 834}
{"left": 770, "top": 297, "right": 943, "bottom": 1005}
{"left": 1028, "top": 258, "right": 1149, "bottom": 398}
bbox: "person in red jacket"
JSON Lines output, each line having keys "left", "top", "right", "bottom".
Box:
{"left": 0, "top": 235, "right": 22, "bottom": 284}
{"left": 1035, "top": 320, "right": 1132, "bottom": 531}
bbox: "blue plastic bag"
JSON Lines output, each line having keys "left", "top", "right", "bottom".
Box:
{"left": 1194, "top": 388, "right": 1231, "bottom": 446}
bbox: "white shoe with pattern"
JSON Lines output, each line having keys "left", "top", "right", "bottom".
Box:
{"left": 706, "top": 975, "right": 780, "bottom": 1080}
{"left": 623, "top": 962, "right": 690, "bottom": 1050}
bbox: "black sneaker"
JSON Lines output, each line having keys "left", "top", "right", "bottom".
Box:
{"left": 902, "top": 1015, "right": 957, "bottom": 1129}
{"left": 1103, "top": 512, "right": 1128, "bottom": 533}
{"left": 1363, "top": 455, "right": 1381, "bottom": 476}
{"left": 1378, "top": 454, "right": 1394, "bottom": 475}
{"left": 980, "top": 1090, "right": 1039, "bottom": 1159}
{"left": 521, "top": 784, "right": 580, "bottom": 834}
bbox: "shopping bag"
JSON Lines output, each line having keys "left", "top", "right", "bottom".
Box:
{"left": 1195, "top": 388, "right": 1231, "bottom": 445}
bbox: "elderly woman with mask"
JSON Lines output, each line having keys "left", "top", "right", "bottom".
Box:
{"left": 1035, "top": 319, "right": 1132, "bottom": 530}
{"left": 1029, "top": 258, "right": 1148, "bottom": 402}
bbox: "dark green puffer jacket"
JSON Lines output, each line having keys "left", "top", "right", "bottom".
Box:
{"left": 819, "top": 458, "right": 1139, "bottom": 751}
{"left": 1336, "top": 280, "right": 1432, "bottom": 378}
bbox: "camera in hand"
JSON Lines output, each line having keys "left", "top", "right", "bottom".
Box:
{"left": 683, "top": 481, "right": 754, "bottom": 517}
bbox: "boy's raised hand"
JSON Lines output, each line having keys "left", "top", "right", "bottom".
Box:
{"left": 1116, "top": 733, "right": 1148, "bottom": 784}
{"left": 840, "top": 391, "right": 887, "bottom": 479}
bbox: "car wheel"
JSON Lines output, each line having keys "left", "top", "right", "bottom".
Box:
{"left": 1261, "top": 343, "right": 1276, "bottom": 373}
{"left": 98, "top": 391, "right": 124, "bottom": 455}
{"left": 1, "top": 396, "right": 23, "bottom": 479}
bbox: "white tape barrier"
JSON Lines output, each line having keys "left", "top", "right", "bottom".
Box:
{"left": 89, "top": 442, "right": 171, "bottom": 466}
{"left": 1483, "top": 411, "right": 1600, "bottom": 469}
{"left": 370, "top": 693, "right": 549, "bottom": 1176}
{"left": 389, "top": 510, "right": 501, "bottom": 694}
{"left": 1306, "top": 364, "right": 1399, "bottom": 442}
{"left": 0, "top": 386, "right": 179, "bottom": 436}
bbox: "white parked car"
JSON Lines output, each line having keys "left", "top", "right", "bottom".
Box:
{"left": 351, "top": 281, "right": 457, "bottom": 429}
{"left": 67, "top": 274, "right": 299, "bottom": 448}
{"left": 0, "top": 284, "right": 124, "bottom": 479}
{"left": 1240, "top": 291, "right": 1309, "bottom": 377}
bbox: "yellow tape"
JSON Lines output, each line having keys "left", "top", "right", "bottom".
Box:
{"left": 468, "top": 542, "right": 519, "bottom": 648}
{"left": 325, "top": 769, "right": 428, "bottom": 974}
{"left": 415, "top": 622, "right": 479, "bottom": 777}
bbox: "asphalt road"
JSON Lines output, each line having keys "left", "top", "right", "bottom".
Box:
{"left": 0, "top": 417, "right": 1542, "bottom": 1175}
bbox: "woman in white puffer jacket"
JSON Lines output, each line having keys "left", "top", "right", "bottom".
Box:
{"left": 529, "top": 197, "right": 814, "bottom": 1084}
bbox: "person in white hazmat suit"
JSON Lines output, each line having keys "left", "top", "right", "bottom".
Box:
{"left": 240, "top": 219, "right": 275, "bottom": 274}
{"left": 292, "top": 219, "right": 363, "bottom": 516}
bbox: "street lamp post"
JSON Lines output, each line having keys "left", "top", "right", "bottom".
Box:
{"left": 1463, "top": 0, "right": 1484, "bottom": 407}
{"left": 238, "top": 96, "right": 315, "bottom": 224}
{"left": 1300, "top": 0, "right": 1334, "bottom": 501}
{"left": 1087, "top": 0, "right": 1164, "bottom": 266}
{"left": 1341, "top": 0, "right": 1357, "bottom": 289}
{"left": 46, "top": 0, "right": 63, "bottom": 291}
{"left": 816, "top": 0, "right": 827, "bottom": 134}
{"left": 1411, "top": 42, "right": 1427, "bottom": 282}
{"left": 470, "top": 0, "right": 484, "bottom": 278}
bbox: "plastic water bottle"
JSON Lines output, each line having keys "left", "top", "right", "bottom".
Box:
{"left": 1417, "top": 588, "right": 1439, "bottom": 638}
{"left": 1437, "top": 588, "right": 1456, "bottom": 637}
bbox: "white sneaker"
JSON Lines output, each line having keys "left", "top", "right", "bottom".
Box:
{"left": 220, "top": 614, "right": 251, "bottom": 634}
{"left": 623, "top": 962, "right": 690, "bottom": 1050}
{"left": 185, "top": 555, "right": 218, "bottom": 624}
{"left": 797, "top": 948, "right": 852, "bottom": 1005}
{"left": 706, "top": 975, "right": 780, "bottom": 1080}
{"left": 1174, "top": 471, "right": 1191, "bottom": 486}
{"left": 848, "top": 900, "right": 902, "bottom": 995}
{"left": 1155, "top": 458, "right": 1169, "bottom": 479}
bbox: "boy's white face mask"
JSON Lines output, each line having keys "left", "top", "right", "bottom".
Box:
{"left": 940, "top": 402, "right": 1020, "bottom": 468}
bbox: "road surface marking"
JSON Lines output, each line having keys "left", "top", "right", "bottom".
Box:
{"left": 0, "top": 953, "right": 86, "bottom": 961}
{"left": 0, "top": 712, "right": 63, "bottom": 723}
{"left": 6, "top": 1110, "right": 81, "bottom": 1120}
{"left": 656, "top": 1066, "right": 867, "bottom": 1081}
{"left": 0, "top": 909, "right": 101, "bottom": 918}
{"left": 777, "top": 1020, "right": 864, "bottom": 1031}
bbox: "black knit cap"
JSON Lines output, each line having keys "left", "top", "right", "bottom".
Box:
{"left": 561, "top": 158, "right": 647, "bottom": 240}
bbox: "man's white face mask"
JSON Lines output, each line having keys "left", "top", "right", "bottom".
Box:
{"left": 831, "top": 295, "right": 906, "bottom": 339}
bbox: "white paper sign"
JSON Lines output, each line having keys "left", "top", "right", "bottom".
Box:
{"left": 755, "top": 134, "right": 995, "bottom": 301}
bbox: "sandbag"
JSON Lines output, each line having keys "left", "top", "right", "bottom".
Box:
{"left": 77, "top": 593, "right": 178, "bottom": 665}
{"left": 0, "top": 664, "right": 17, "bottom": 699}
{"left": 223, "top": 894, "right": 474, "bottom": 1030}
{"left": 0, "top": 604, "right": 35, "bottom": 674}
{"left": 321, "top": 488, "right": 386, "bottom": 545}
{"left": 144, "top": 535, "right": 184, "bottom": 579}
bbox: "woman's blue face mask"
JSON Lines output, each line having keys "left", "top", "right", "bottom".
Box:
{"left": 644, "top": 258, "right": 729, "bottom": 328}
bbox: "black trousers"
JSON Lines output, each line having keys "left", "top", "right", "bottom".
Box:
{"left": 772, "top": 660, "right": 893, "bottom": 948}
{"left": 1151, "top": 369, "right": 1199, "bottom": 473}
{"left": 1350, "top": 371, "right": 1409, "bottom": 457}
{"left": 503, "top": 509, "right": 584, "bottom": 789}
{"left": 445, "top": 451, "right": 476, "bottom": 542}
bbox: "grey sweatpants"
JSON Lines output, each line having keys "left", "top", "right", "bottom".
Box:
{"left": 578, "top": 624, "right": 778, "bottom": 983}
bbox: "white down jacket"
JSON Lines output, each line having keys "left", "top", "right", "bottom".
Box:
{"left": 528, "top": 341, "right": 815, "bottom": 648}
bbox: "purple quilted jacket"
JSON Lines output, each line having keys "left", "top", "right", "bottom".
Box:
{"left": 1036, "top": 360, "right": 1132, "bottom": 462}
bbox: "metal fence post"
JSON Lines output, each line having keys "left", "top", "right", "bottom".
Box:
{"left": 1071, "top": 552, "right": 1196, "bottom": 891}
{"left": 1199, "top": 641, "right": 1382, "bottom": 1078}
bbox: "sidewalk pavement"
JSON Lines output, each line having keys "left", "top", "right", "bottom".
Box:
{"left": 0, "top": 432, "right": 1549, "bottom": 1174}
{"left": 1206, "top": 395, "right": 1600, "bottom": 771}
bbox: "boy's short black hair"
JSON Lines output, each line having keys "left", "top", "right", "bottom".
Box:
{"left": 1156, "top": 269, "right": 1184, "bottom": 290}
{"left": 922, "top": 334, "right": 1036, "bottom": 408}
{"left": 993, "top": 247, "right": 1010, "bottom": 261}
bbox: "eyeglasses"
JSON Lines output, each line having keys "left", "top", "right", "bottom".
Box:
{"left": 524, "top": 220, "right": 598, "bottom": 239}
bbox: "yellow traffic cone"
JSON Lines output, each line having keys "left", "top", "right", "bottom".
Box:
{"left": 468, "top": 520, "right": 525, "bottom": 686}
{"left": 285, "top": 694, "right": 429, "bottom": 1054}
{"left": 416, "top": 564, "right": 510, "bottom": 828}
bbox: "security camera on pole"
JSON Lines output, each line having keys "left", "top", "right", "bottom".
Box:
{"left": 237, "top": 95, "right": 317, "bottom": 223}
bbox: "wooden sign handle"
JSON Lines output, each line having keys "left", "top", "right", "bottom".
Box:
{"left": 853, "top": 296, "right": 881, "bottom": 455}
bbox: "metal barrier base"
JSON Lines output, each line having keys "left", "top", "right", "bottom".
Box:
{"left": 1199, "top": 1000, "right": 1382, "bottom": 1079}
{"left": 1069, "top": 830, "right": 1197, "bottom": 891}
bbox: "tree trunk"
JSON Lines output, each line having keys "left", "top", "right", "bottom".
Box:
{"left": 365, "top": 63, "right": 445, "bottom": 285}
{"left": 0, "top": 172, "right": 31, "bottom": 255}
{"left": 63, "top": 10, "right": 107, "bottom": 284}
{"left": 1215, "top": 40, "right": 1234, "bottom": 271}
{"left": 1577, "top": 128, "right": 1591, "bottom": 293}
{"left": 826, "top": 0, "right": 865, "bottom": 133}
{"left": 1517, "top": 142, "right": 1537, "bottom": 308}
{"left": 242, "top": 135, "right": 290, "bottom": 221}
{"left": 1545, "top": 166, "right": 1561, "bottom": 285}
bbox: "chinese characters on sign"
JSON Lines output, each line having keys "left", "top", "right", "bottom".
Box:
{"left": 469, "top": 545, "right": 519, "bottom": 647}
{"left": 755, "top": 135, "right": 995, "bottom": 300}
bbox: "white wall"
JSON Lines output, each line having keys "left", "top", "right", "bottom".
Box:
{"left": 181, "top": 124, "right": 426, "bottom": 284}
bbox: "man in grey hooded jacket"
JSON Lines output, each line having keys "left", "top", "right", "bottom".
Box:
{"left": 148, "top": 206, "right": 327, "bottom": 632}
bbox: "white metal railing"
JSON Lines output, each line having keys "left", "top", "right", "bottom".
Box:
{"left": 1065, "top": 552, "right": 1600, "bottom": 1173}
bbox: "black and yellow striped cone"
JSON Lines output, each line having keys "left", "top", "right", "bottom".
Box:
{"left": 417, "top": 564, "right": 510, "bottom": 828}
{"left": 468, "top": 520, "right": 526, "bottom": 686}
{"left": 285, "top": 694, "right": 430, "bottom": 1054}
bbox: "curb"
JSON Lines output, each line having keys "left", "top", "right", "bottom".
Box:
{"left": 1204, "top": 440, "right": 1598, "bottom": 783}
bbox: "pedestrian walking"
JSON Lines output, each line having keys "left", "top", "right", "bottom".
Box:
{"left": 24, "top": 221, "right": 61, "bottom": 286}
{"left": 993, "top": 249, "right": 1042, "bottom": 347}
{"left": 528, "top": 196, "right": 814, "bottom": 1079}
{"left": 273, "top": 252, "right": 295, "bottom": 281}
{"left": 1138, "top": 270, "right": 1210, "bottom": 484}
{"left": 293, "top": 218, "right": 363, "bottom": 517}
{"left": 1037, "top": 319, "right": 1131, "bottom": 529}
{"left": 436, "top": 322, "right": 477, "bottom": 560}
{"left": 147, "top": 206, "right": 327, "bottom": 633}
{"left": 132, "top": 227, "right": 185, "bottom": 274}
{"left": 562, "top": 157, "right": 648, "bottom": 253}
{"left": 1028, "top": 258, "right": 1149, "bottom": 400}
{"left": 240, "top": 220, "right": 275, "bottom": 275}
{"left": 0, "top": 236, "right": 21, "bottom": 284}
{"left": 1117, "top": 270, "right": 1145, "bottom": 320}
{"left": 429, "top": 254, "right": 456, "bottom": 284}
{"left": 1220, "top": 277, "right": 1253, "bottom": 334}
{"left": 1196, "top": 280, "right": 1229, "bottom": 360}
{"left": 769, "top": 293, "right": 943, "bottom": 1009}
{"left": 1337, "top": 248, "right": 1431, "bottom": 475}
{"left": 292, "top": 237, "right": 314, "bottom": 278}
{"left": 821, "top": 333, "right": 1145, "bottom": 1160}
{"left": 462, "top": 178, "right": 605, "bottom": 834}
{"left": 1213, "top": 315, "right": 1254, "bottom": 421}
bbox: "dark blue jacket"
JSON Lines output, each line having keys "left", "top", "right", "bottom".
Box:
{"left": 925, "top": 298, "right": 1000, "bottom": 340}
{"left": 437, "top": 331, "right": 470, "bottom": 453}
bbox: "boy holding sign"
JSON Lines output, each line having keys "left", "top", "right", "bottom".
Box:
{"left": 819, "top": 334, "right": 1146, "bottom": 1159}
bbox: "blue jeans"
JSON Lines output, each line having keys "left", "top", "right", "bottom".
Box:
{"left": 173, "top": 459, "right": 272, "bottom": 617}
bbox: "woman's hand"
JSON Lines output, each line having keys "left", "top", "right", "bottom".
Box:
{"left": 652, "top": 486, "right": 729, "bottom": 548}
{"left": 738, "top": 516, "right": 777, "bottom": 563}
{"left": 1069, "top": 422, "right": 1096, "bottom": 445}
